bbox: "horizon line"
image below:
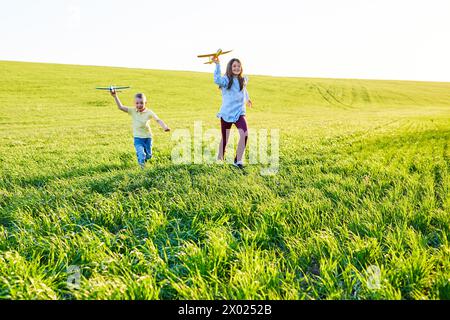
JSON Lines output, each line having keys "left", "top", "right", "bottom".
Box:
{"left": 1, "top": 59, "right": 450, "bottom": 85}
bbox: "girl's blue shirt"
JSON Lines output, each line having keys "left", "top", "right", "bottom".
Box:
{"left": 214, "top": 63, "right": 250, "bottom": 123}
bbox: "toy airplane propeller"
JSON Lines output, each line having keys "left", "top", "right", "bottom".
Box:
{"left": 197, "top": 48, "right": 233, "bottom": 64}
{"left": 96, "top": 85, "right": 131, "bottom": 92}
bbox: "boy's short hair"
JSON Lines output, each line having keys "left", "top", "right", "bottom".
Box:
{"left": 135, "top": 93, "right": 147, "bottom": 102}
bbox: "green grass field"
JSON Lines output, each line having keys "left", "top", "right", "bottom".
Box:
{"left": 0, "top": 61, "right": 449, "bottom": 300}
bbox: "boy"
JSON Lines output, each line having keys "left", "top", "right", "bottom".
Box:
{"left": 111, "top": 90, "right": 170, "bottom": 168}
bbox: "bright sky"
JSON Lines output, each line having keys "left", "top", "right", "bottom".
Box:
{"left": 1, "top": 0, "right": 449, "bottom": 81}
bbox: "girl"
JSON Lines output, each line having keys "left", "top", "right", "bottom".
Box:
{"left": 111, "top": 90, "right": 170, "bottom": 168}
{"left": 212, "top": 56, "right": 253, "bottom": 169}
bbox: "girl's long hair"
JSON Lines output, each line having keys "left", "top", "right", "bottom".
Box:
{"left": 225, "top": 58, "right": 245, "bottom": 91}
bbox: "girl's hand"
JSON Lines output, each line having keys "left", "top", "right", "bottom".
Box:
{"left": 212, "top": 56, "right": 220, "bottom": 64}
{"left": 164, "top": 126, "right": 171, "bottom": 132}
{"left": 246, "top": 100, "right": 253, "bottom": 108}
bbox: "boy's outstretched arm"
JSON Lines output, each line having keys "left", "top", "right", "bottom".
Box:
{"left": 153, "top": 114, "right": 171, "bottom": 132}
{"left": 110, "top": 90, "right": 128, "bottom": 113}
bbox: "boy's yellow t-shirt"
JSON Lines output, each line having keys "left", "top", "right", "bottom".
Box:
{"left": 127, "top": 108, "right": 156, "bottom": 138}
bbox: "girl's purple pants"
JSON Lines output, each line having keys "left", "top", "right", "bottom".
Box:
{"left": 219, "top": 115, "right": 248, "bottom": 162}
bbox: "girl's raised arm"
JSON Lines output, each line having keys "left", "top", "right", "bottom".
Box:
{"left": 213, "top": 61, "right": 229, "bottom": 88}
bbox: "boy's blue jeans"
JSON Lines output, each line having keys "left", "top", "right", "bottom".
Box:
{"left": 133, "top": 137, "right": 152, "bottom": 165}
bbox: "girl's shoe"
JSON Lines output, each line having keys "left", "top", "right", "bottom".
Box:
{"left": 233, "top": 160, "right": 244, "bottom": 169}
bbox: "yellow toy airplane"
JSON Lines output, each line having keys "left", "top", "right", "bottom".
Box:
{"left": 197, "top": 48, "right": 233, "bottom": 64}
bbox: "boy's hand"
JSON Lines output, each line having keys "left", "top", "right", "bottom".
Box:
{"left": 110, "top": 89, "right": 117, "bottom": 97}
{"left": 164, "top": 126, "right": 171, "bottom": 132}
{"left": 246, "top": 100, "right": 253, "bottom": 108}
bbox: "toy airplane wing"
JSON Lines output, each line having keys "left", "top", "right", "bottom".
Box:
{"left": 197, "top": 50, "right": 233, "bottom": 58}
{"left": 96, "top": 86, "right": 130, "bottom": 91}
{"left": 197, "top": 53, "right": 217, "bottom": 58}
